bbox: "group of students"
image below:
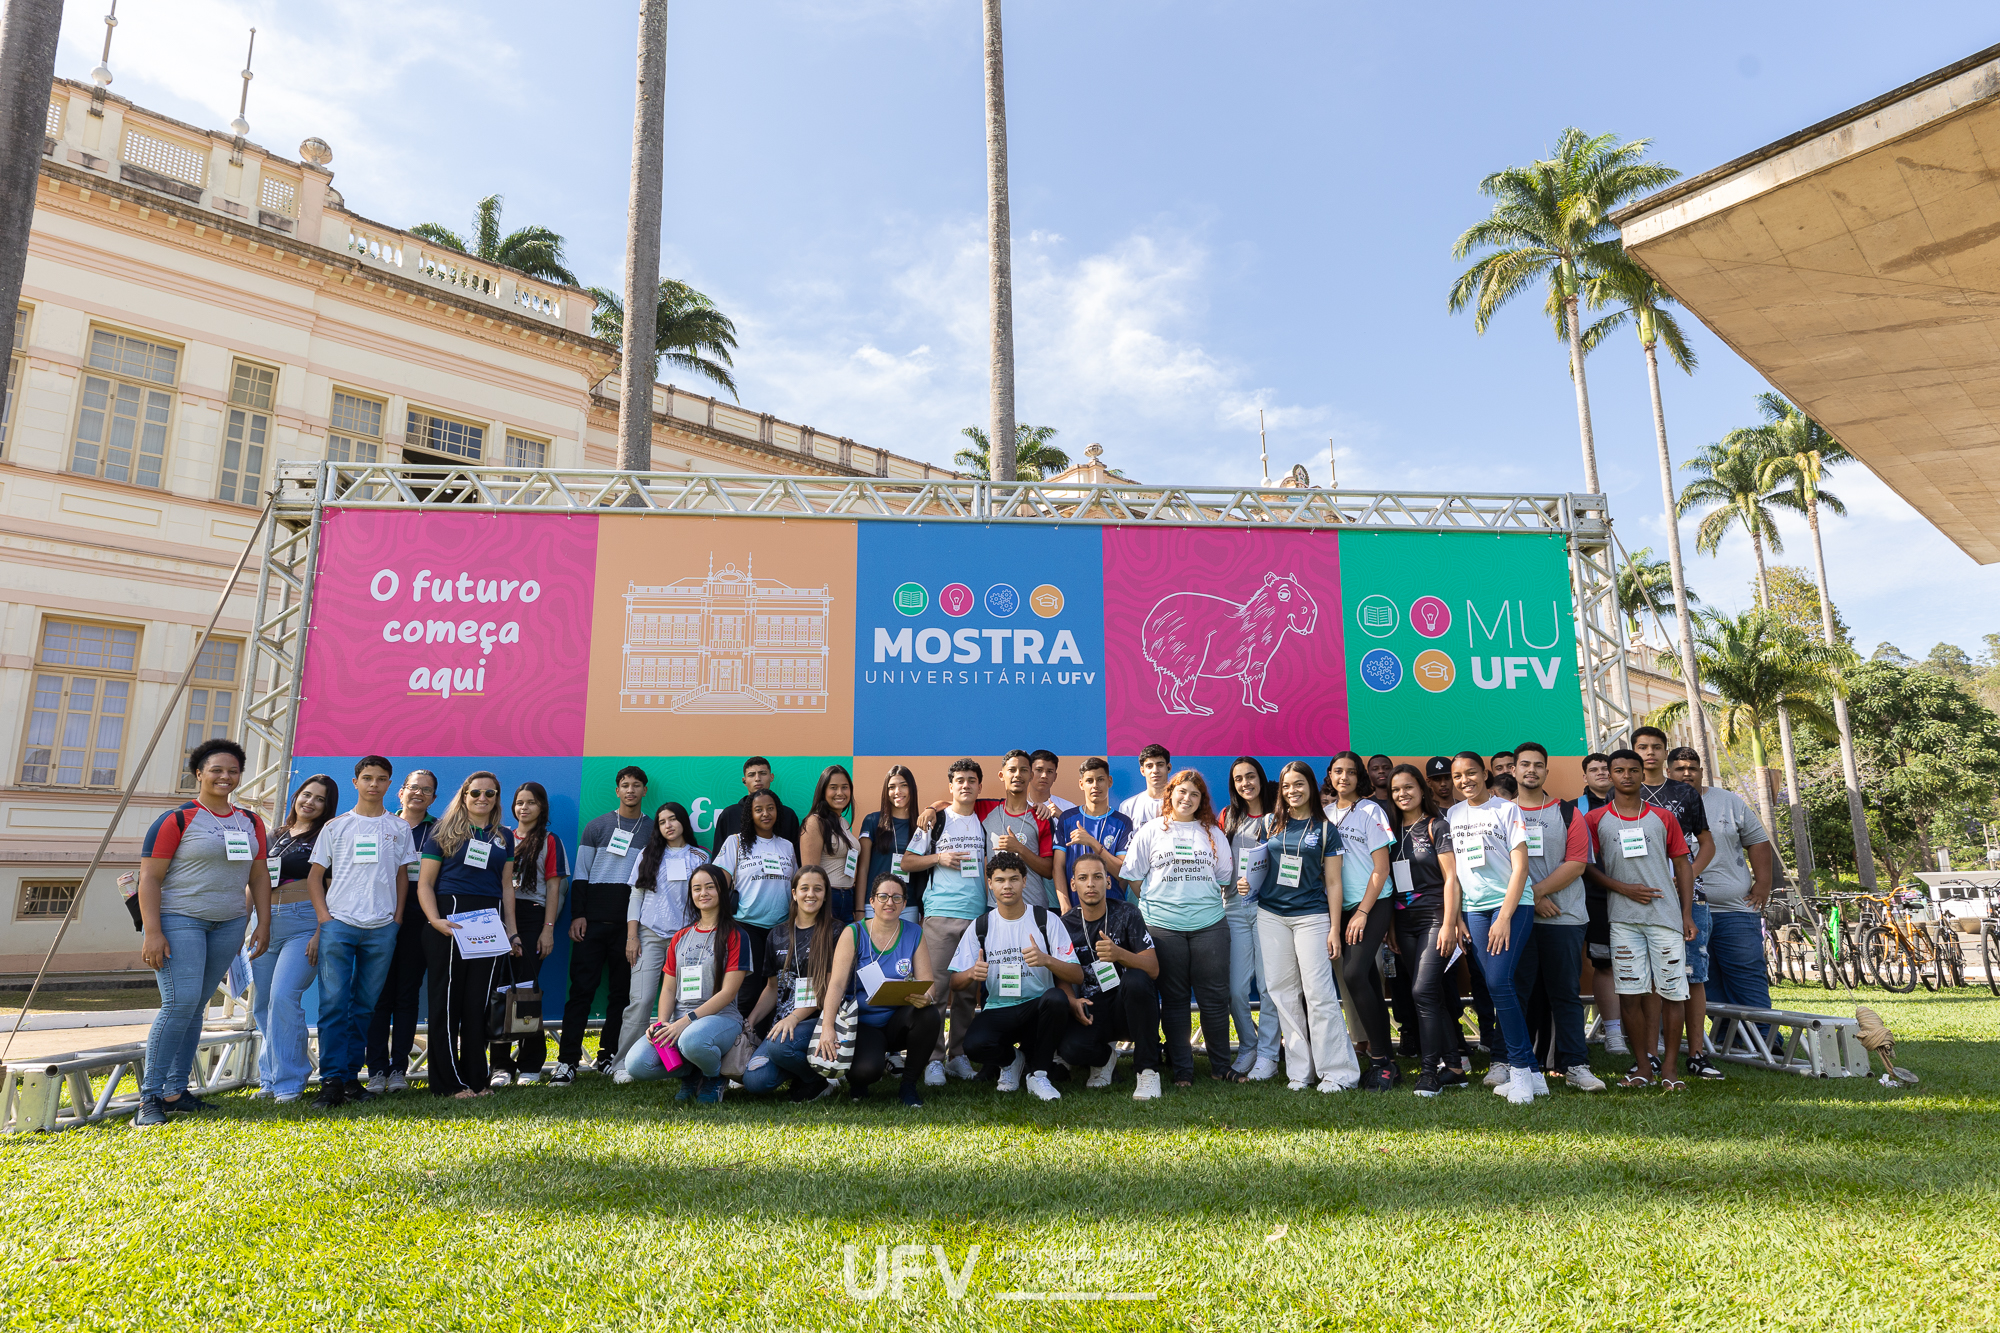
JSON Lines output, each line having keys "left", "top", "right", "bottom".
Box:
{"left": 128, "top": 730, "right": 1772, "bottom": 1124}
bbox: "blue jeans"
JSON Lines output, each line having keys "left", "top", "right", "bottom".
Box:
{"left": 1706, "top": 910, "right": 1771, "bottom": 1013}
{"left": 1687, "top": 903, "right": 1713, "bottom": 985}
{"left": 1226, "top": 894, "right": 1281, "bottom": 1070}
{"left": 143, "top": 913, "right": 247, "bottom": 1100}
{"left": 315, "top": 919, "right": 399, "bottom": 1083}
{"left": 1514, "top": 923, "right": 1587, "bottom": 1072}
{"left": 741, "top": 1017, "right": 821, "bottom": 1094}
{"left": 621, "top": 1012, "right": 745, "bottom": 1079}
{"left": 249, "top": 902, "right": 321, "bottom": 1098}
{"left": 1466, "top": 906, "right": 1537, "bottom": 1072}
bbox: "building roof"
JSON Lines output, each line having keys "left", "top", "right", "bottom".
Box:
{"left": 1613, "top": 45, "right": 2000, "bottom": 563}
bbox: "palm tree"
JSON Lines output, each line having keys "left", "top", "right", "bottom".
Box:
{"left": 588, "top": 280, "right": 739, "bottom": 400}
{"left": 411, "top": 195, "right": 578, "bottom": 287}
{"left": 982, "top": 0, "right": 1016, "bottom": 482}
{"left": 1449, "top": 129, "right": 1679, "bottom": 494}
{"left": 1587, "top": 256, "right": 1713, "bottom": 777}
{"left": 955, "top": 424, "right": 1069, "bottom": 480}
{"left": 1616, "top": 546, "right": 1698, "bottom": 637}
{"left": 1655, "top": 609, "right": 1840, "bottom": 875}
{"left": 616, "top": 0, "right": 669, "bottom": 473}
{"left": 1756, "top": 394, "right": 1877, "bottom": 887}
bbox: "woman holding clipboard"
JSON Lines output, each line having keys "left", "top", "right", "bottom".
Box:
{"left": 818, "top": 875, "right": 939, "bottom": 1106}
{"left": 416, "top": 771, "right": 516, "bottom": 1099}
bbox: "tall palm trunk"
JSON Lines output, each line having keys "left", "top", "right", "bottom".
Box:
{"left": 1643, "top": 338, "right": 1711, "bottom": 779}
{"left": 1564, "top": 285, "right": 1600, "bottom": 494}
{"left": 617, "top": 0, "right": 669, "bottom": 475}
{"left": 982, "top": 0, "right": 1016, "bottom": 484}
{"left": 0, "top": 1, "right": 64, "bottom": 326}
{"left": 1804, "top": 492, "right": 1877, "bottom": 887}
{"left": 1751, "top": 535, "right": 1814, "bottom": 887}
{"left": 1744, "top": 722, "right": 1786, "bottom": 880}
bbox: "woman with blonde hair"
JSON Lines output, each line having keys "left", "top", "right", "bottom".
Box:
{"left": 415, "top": 771, "right": 515, "bottom": 1099}
{"left": 1119, "top": 768, "right": 1234, "bottom": 1088}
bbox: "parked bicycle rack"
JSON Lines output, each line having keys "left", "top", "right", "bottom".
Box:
{"left": 1705, "top": 1002, "right": 1870, "bottom": 1078}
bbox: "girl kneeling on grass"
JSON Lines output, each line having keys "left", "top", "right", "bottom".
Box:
{"left": 621, "top": 864, "right": 751, "bottom": 1105}
{"left": 740, "top": 866, "right": 839, "bottom": 1100}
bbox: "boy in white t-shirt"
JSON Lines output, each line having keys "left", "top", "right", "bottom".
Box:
{"left": 950, "top": 852, "right": 1083, "bottom": 1101}
{"left": 306, "top": 755, "right": 420, "bottom": 1108}
{"left": 1117, "top": 743, "right": 1173, "bottom": 825}
{"left": 919, "top": 758, "right": 995, "bottom": 1086}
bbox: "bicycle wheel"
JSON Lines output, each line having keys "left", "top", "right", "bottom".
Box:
{"left": 1784, "top": 930, "right": 1808, "bottom": 985}
{"left": 1865, "top": 925, "right": 1915, "bottom": 993}
{"left": 1916, "top": 933, "right": 1942, "bottom": 992}
{"left": 1818, "top": 930, "right": 1839, "bottom": 989}
{"left": 1848, "top": 922, "right": 1877, "bottom": 986}
{"left": 1839, "top": 925, "right": 1865, "bottom": 988}
{"left": 1765, "top": 928, "right": 1785, "bottom": 986}
{"left": 1940, "top": 931, "right": 1966, "bottom": 988}
{"left": 1984, "top": 923, "right": 2000, "bottom": 997}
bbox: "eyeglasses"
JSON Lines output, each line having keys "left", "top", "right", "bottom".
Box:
{"left": 874, "top": 891, "right": 906, "bottom": 902}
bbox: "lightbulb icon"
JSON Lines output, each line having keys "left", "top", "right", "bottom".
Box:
{"left": 1410, "top": 596, "right": 1451, "bottom": 639}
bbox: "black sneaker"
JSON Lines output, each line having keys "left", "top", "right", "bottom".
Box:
{"left": 134, "top": 1095, "right": 170, "bottom": 1128}
{"left": 346, "top": 1084, "right": 378, "bottom": 1104}
{"left": 592, "top": 1053, "right": 616, "bottom": 1075}
{"left": 164, "top": 1091, "right": 210, "bottom": 1114}
{"left": 1435, "top": 1063, "right": 1468, "bottom": 1090}
{"left": 1413, "top": 1069, "right": 1444, "bottom": 1098}
{"left": 548, "top": 1062, "right": 576, "bottom": 1087}
{"left": 310, "top": 1079, "right": 347, "bottom": 1110}
{"left": 1360, "top": 1057, "right": 1395, "bottom": 1092}
{"left": 1687, "top": 1051, "right": 1726, "bottom": 1081}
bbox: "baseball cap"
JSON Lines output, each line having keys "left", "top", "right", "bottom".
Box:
{"left": 1425, "top": 756, "right": 1450, "bottom": 779}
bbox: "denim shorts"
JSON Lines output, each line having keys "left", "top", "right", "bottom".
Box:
{"left": 1686, "top": 902, "right": 1712, "bottom": 986}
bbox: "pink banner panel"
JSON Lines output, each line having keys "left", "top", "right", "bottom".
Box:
{"left": 295, "top": 511, "right": 598, "bottom": 756}
{"left": 1102, "top": 526, "right": 1348, "bottom": 756}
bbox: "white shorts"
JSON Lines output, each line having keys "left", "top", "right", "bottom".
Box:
{"left": 1609, "top": 921, "right": 1689, "bottom": 1001}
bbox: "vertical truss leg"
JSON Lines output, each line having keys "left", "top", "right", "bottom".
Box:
{"left": 1568, "top": 494, "right": 1635, "bottom": 751}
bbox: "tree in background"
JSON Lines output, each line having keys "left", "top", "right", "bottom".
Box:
{"left": 1449, "top": 130, "right": 1678, "bottom": 494}
{"left": 956, "top": 424, "right": 1069, "bottom": 480}
{"left": 1924, "top": 642, "right": 1976, "bottom": 680}
{"left": 1798, "top": 660, "right": 2000, "bottom": 885}
{"left": 588, "top": 280, "right": 739, "bottom": 400}
{"left": 1616, "top": 546, "right": 1698, "bottom": 637}
{"left": 412, "top": 195, "right": 578, "bottom": 287}
{"left": 1871, "top": 643, "right": 1915, "bottom": 666}
{"left": 1653, "top": 608, "right": 1841, "bottom": 876}
{"left": 1764, "top": 566, "right": 1852, "bottom": 646}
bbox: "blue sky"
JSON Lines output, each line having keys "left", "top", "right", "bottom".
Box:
{"left": 59, "top": 1, "right": 2000, "bottom": 661}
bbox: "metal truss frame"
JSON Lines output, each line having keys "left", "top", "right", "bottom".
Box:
{"left": 233, "top": 463, "right": 1635, "bottom": 810}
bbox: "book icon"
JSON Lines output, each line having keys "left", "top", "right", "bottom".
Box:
{"left": 1360, "top": 604, "right": 1394, "bottom": 627}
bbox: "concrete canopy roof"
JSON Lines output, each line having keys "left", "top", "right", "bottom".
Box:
{"left": 1613, "top": 45, "right": 2000, "bottom": 563}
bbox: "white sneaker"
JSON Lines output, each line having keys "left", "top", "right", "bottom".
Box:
{"left": 1025, "top": 1071, "right": 1061, "bottom": 1101}
{"left": 945, "top": 1055, "right": 979, "bottom": 1081}
{"left": 612, "top": 1068, "right": 634, "bottom": 1086}
{"left": 385, "top": 1071, "right": 408, "bottom": 1093}
{"left": 1566, "top": 1064, "right": 1606, "bottom": 1092}
{"left": 489, "top": 1071, "right": 513, "bottom": 1088}
{"left": 516, "top": 1070, "right": 542, "bottom": 1085}
{"left": 1504, "top": 1066, "right": 1535, "bottom": 1105}
{"left": 1316, "top": 1076, "right": 1347, "bottom": 1094}
{"left": 924, "top": 1060, "right": 948, "bottom": 1087}
{"left": 1132, "top": 1069, "right": 1162, "bottom": 1101}
{"left": 1288, "top": 1079, "right": 1310, "bottom": 1092}
{"left": 1483, "top": 1063, "right": 1512, "bottom": 1087}
{"left": 1087, "top": 1053, "right": 1118, "bottom": 1088}
{"left": 1531, "top": 1071, "right": 1550, "bottom": 1098}
{"left": 996, "top": 1052, "right": 1027, "bottom": 1093}
{"left": 363, "top": 1073, "right": 386, "bottom": 1094}
{"left": 887, "top": 1053, "right": 905, "bottom": 1072}
{"left": 1248, "top": 1056, "right": 1281, "bottom": 1081}
{"left": 1605, "top": 1031, "right": 1630, "bottom": 1056}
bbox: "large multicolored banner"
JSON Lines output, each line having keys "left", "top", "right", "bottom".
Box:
{"left": 291, "top": 511, "right": 1586, "bottom": 996}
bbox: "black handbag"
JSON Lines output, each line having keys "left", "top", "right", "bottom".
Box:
{"left": 486, "top": 958, "right": 544, "bottom": 1036}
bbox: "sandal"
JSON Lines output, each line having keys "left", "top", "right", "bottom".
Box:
{"left": 1616, "top": 1073, "right": 1653, "bottom": 1089}
{"left": 1212, "top": 1069, "right": 1248, "bottom": 1083}
{"left": 1660, "top": 1077, "right": 1687, "bottom": 1092}
{"left": 1173, "top": 1075, "right": 1195, "bottom": 1089}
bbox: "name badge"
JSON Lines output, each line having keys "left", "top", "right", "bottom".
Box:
{"left": 1456, "top": 832, "right": 1486, "bottom": 870}
{"left": 962, "top": 855, "right": 981, "bottom": 881}
{"left": 762, "top": 856, "right": 786, "bottom": 879}
{"left": 1525, "top": 824, "right": 1544, "bottom": 857}
{"left": 794, "top": 977, "right": 816, "bottom": 1009}
{"left": 266, "top": 855, "right": 282, "bottom": 882}
{"left": 843, "top": 847, "right": 858, "bottom": 880}
{"left": 1392, "top": 859, "right": 1414, "bottom": 897}
{"left": 608, "top": 827, "right": 634, "bottom": 858}
{"left": 1091, "top": 959, "right": 1120, "bottom": 991}
{"left": 1172, "top": 827, "right": 1197, "bottom": 860}
{"left": 1619, "top": 827, "right": 1649, "bottom": 860}
{"left": 678, "top": 969, "right": 703, "bottom": 1003}
{"left": 464, "top": 838, "right": 492, "bottom": 870}
{"left": 223, "top": 830, "right": 253, "bottom": 862}
{"left": 891, "top": 852, "right": 907, "bottom": 880}
{"left": 407, "top": 863, "right": 420, "bottom": 883}
{"left": 996, "top": 964, "right": 1023, "bottom": 997}
{"left": 1276, "top": 853, "right": 1304, "bottom": 888}
{"left": 354, "top": 835, "right": 380, "bottom": 865}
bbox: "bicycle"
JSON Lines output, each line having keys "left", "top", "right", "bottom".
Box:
{"left": 1857, "top": 889, "right": 1941, "bottom": 994}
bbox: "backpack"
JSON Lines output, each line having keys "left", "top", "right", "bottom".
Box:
{"left": 974, "top": 905, "right": 1052, "bottom": 954}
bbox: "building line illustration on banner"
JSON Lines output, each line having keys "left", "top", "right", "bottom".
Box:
{"left": 1139, "top": 571, "right": 1319, "bottom": 717}
{"left": 618, "top": 553, "right": 833, "bottom": 715}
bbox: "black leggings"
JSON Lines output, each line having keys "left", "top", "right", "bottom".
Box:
{"left": 1338, "top": 905, "right": 1392, "bottom": 1054}
{"left": 423, "top": 893, "right": 504, "bottom": 1096}
{"left": 850, "top": 1003, "right": 945, "bottom": 1096}
{"left": 1394, "top": 906, "right": 1457, "bottom": 1072}
{"left": 1152, "top": 921, "right": 1232, "bottom": 1080}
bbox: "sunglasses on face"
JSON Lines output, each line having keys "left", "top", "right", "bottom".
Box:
{"left": 469, "top": 789, "right": 500, "bottom": 799}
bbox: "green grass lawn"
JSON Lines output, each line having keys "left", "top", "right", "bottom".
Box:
{"left": 3, "top": 985, "right": 1997, "bottom": 1332}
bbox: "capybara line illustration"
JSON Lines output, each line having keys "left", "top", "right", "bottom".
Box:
{"left": 1140, "top": 572, "right": 1318, "bottom": 715}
